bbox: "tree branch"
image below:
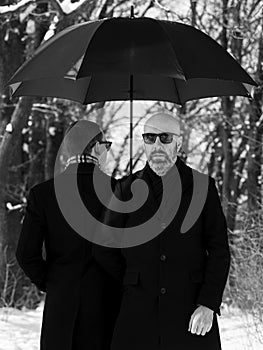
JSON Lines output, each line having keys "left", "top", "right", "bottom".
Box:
{"left": 0, "top": 0, "right": 64, "bottom": 16}
{"left": 139, "top": 0, "right": 154, "bottom": 17}
{"left": 0, "top": 0, "right": 34, "bottom": 15}
{"left": 47, "top": 0, "right": 64, "bottom": 16}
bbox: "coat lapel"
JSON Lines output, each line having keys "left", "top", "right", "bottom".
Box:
{"left": 134, "top": 157, "right": 194, "bottom": 222}
{"left": 134, "top": 166, "right": 161, "bottom": 219}
{"left": 163, "top": 158, "right": 193, "bottom": 223}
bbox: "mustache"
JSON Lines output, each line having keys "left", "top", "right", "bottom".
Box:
{"left": 151, "top": 151, "right": 166, "bottom": 156}
{"left": 150, "top": 151, "right": 170, "bottom": 161}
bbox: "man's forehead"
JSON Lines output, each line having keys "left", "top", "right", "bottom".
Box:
{"left": 144, "top": 113, "right": 180, "bottom": 133}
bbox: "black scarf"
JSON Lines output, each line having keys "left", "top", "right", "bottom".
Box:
{"left": 145, "top": 157, "right": 183, "bottom": 215}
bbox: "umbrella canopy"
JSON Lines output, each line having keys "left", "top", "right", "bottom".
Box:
{"left": 7, "top": 14, "right": 258, "bottom": 173}
{"left": 8, "top": 17, "right": 257, "bottom": 88}
{"left": 9, "top": 75, "right": 253, "bottom": 105}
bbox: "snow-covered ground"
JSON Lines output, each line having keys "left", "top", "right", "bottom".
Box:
{"left": 0, "top": 302, "right": 262, "bottom": 350}
{"left": 218, "top": 306, "right": 263, "bottom": 350}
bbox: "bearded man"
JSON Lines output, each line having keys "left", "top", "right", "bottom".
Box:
{"left": 93, "top": 112, "right": 231, "bottom": 350}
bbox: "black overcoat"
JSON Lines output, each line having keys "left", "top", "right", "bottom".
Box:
{"left": 93, "top": 157, "right": 231, "bottom": 350}
{"left": 16, "top": 163, "right": 122, "bottom": 350}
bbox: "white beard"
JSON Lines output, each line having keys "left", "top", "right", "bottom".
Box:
{"left": 149, "top": 156, "right": 177, "bottom": 177}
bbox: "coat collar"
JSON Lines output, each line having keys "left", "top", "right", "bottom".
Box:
{"left": 63, "top": 162, "right": 97, "bottom": 175}
{"left": 134, "top": 156, "right": 193, "bottom": 219}
{"left": 136, "top": 156, "right": 193, "bottom": 190}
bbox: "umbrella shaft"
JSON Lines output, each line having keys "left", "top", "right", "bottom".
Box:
{"left": 130, "top": 75, "right": 133, "bottom": 174}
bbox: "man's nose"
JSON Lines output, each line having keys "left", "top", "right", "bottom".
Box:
{"left": 153, "top": 136, "right": 163, "bottom": 149}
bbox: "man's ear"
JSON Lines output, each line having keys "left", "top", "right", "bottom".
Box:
{"left": 93, "top": 142, "right": 100, "bottom": 156}
{"left": 177, "top": 135, "right": 183, "bottom": 150}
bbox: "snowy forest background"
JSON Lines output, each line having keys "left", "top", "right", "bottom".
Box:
{"left": 0, "top": 0, "right": 263, "bottom": 349}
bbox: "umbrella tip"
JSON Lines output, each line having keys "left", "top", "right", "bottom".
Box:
{"left": 130, "top": 5, "right": 134, "bottom": 18}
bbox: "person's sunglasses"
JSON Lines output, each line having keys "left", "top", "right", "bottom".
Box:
{"left": 98, "top": 140, "right": 112, "bottom": 151}
{"left": 142, "top": 133, "right": 179, "bottom": 144}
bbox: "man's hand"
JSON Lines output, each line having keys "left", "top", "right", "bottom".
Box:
{"left": 188, "top": 305, "right": 214, "bottom": 336}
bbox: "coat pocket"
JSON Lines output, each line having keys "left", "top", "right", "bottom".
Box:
{"left": 123, "top": 271, "right": 140, "bottom": 285}
{"left": 189, "top": 269, "right": 204, "bottom": 283}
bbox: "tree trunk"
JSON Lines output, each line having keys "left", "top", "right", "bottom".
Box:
{"left": 247, "top": 26, "right": 263, "bottom": 214}
{"left": 0, "top": 2, "right": 49, "bottom": 300}
{"left": 0, "top": 96, "right": 33, "bottom": 287}
{"left": 45, "top": 114, "right": 65, "bottom": 180}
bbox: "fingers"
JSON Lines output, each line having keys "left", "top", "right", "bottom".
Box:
{"left": 200, "top": 323, "right": 209, "bottom": 336}
{"left": 206, "top": 321, "right": 213, "bottom": 334}
{"left": 196, "top": 321, "right": 205, "bottom": 335}
{"left": 188, "top": 312, "right": 213, "bottom": 336}
{"left": 201, "top": 324, "right": 208, "bottom": 336}
{"left": 188, "top": 313, "right": 201, "bottom": 334}
{"left": 194, "top": 318, "right": 204, "bottom": 335}
{"left": 188, "top": 312, "right": 195, "bottom": 332}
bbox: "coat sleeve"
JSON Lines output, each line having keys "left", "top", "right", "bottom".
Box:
{"left": 92, "top": 180, "right": 127, "bottom": 283}
{"left": 16, "top": 187, "right": 47, "bottom": 292}
{"left": 196, "top": 177, "right": 231, "bottom": 315}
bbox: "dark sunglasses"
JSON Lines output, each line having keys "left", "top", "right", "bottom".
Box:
{"left": 142, "top": 133, "right": 179, "bottom": 144}
{"left": 98, "top": 140, "right": 112, "bottom": 151}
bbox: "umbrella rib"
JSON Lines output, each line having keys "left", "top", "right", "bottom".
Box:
{"left": 152, "top": 19, "right": 186, "bottom": 81}
{"left": 77, "top": 20, "right": 108, "bottom": 80}
{"left": 172, "top": 78, "right": 182, "bottom": 106}
{"left": 83, "top": 76, "right": 93, "bottom": 104}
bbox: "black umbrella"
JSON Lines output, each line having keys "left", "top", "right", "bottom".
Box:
{"left": 7, "top": 8, "right": 257, "bottom": 173}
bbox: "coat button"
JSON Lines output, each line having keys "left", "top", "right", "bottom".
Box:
{"left": 161, "top": 222, "right": 166, "bottom": 229}
{"left": 160, "top": 254, "right": 166, "bottom": 261}
{"left": 160, "top": 287, "right": 166, "bottom": 294}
